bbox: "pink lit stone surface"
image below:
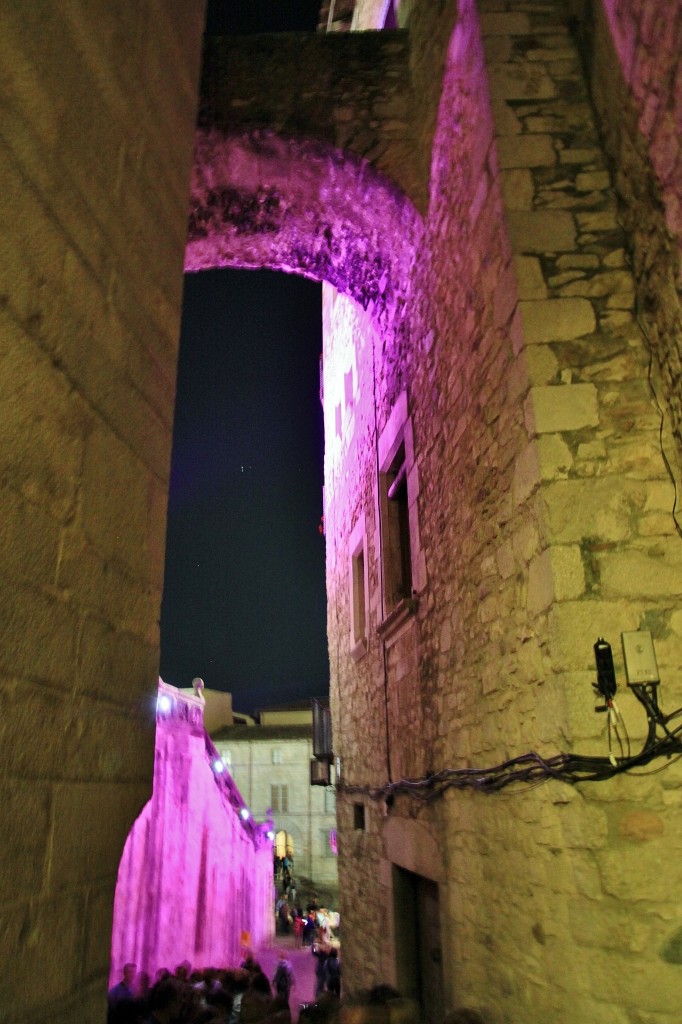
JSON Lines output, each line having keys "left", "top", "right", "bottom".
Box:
{"left": 601, "top": 0, "right": 682, "bottom": 242}
{"left": 110, "top": 681, "right": 274, "bottom": 982}
{"left": 186, "top": 130, "right": 422, "bottom": 322}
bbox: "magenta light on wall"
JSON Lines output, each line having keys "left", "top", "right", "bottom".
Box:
{"left": 110, "top": 679, "right": 275, "bottom": 984}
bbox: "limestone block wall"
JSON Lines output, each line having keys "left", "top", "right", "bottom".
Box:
{"left": 199, "top": 30, "right": 418, "bottom": 205}
{"left": 323, "top": 287, "right": 394, "bottom": 978}
{"left": 586, "top": 0, "right": 682, "bottom": 459}
{"left": 325, "top": 0, "right": 682, "bottom": 1020}
{"left": 0, "top": 6, "right": 204, "bottom": 1022}
{"left": 111, "top": 683, "right": 274, "bottom": 982}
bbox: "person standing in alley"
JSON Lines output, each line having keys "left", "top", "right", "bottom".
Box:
{"left": 108, "top": 963, "right": 136, "bottom": 1023}
{"left": 322, "top": 948, "right": 341, "bottom": 997}
{"left": 273, "top": 950, "right": 295, "bottom": 1007}
{"left": 312, "top": 942, "right": 330, "bottom": 998}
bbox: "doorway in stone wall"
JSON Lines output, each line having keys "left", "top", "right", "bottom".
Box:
{"left": 393, "top": 865, "right": 445, "bottom": 1024}
{"left": 275, "top": 830, "right": 295, "bottom": 862}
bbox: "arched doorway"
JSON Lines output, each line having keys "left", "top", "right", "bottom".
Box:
{"left": 275, "top": 829, "right": 294, "bottom": 863}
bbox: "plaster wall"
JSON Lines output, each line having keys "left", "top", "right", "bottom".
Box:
{"left": 0, "top": 5, "right": 204, "bottom": 1022}
{"left": 214, "top": 731, "right": 339, "bottom": 888}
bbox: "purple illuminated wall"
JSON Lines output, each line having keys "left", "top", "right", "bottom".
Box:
{"left": 110, "top": 682, "right": 274, "bottom": 982}
{"left": 601, "top": 0, "right": 682, "bottom": 248}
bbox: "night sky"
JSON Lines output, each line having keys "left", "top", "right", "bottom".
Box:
{"left": 159, "top": 1, "right": 329, "bottom": 712}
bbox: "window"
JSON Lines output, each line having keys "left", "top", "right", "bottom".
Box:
{"left": 353, "top": 803, "right": 366, "bottom": 831}
{"left": 377, "top": 392, "right": 423, "bottom": 629}
{"left": 352, "top": 546, "right": 367, "bottom": 639}
{"left": 382, "top": 441, "right": 411, "bottom": 607}
{"left": 324, "top": 788, "right": 336, "bottom": 815}
{"left": 349, "top": 515, "right": 369, "bottom": 660}
{"left": 344, "top": 367, "right": 354, "bottom": 410}
{"left": 272, "top": 748, "right": 282, "bottom": 765}
{"left": 271, "top": 784, "right": 289, "bottom": 814}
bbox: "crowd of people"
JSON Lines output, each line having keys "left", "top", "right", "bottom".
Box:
{"left": 108, "top": 868, "right": 346, "bottom": 1024}
{"left": 108, "top": 865, "right": 486, "bottom": 1024}
{"left": 107, "top": 951, "right": 300, "bottom": 1024}
{"left": 107, "top": 958, "right": 488, "bottom": 1024}
{"left": 275, "top": 870, "right": 340, "bottom": 950}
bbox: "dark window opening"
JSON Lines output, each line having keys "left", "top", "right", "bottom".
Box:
{"left": 271, "top": 784, "right": 289, "bottom": 814}
{"left": 352, "top": 546, "right": 366, "bottom": 645}
{"left": 382, "top": 441, "right": 412, "bottom": 610}
{"left": 353, "top": 803, "right": 366, "bottom": 831}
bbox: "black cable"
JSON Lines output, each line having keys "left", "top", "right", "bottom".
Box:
{"left": 631, "top": 683, "right": 680, "bottom": 744}
{"left": 337, "top": 718, "right": 682, "bottom": 803}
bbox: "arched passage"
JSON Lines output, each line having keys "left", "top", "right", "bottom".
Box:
{"left": 186, "top": 128, "right": 423, "bottom": 321}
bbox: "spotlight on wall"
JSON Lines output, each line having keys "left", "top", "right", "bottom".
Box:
{"left": 157, "top": 694, "right": 173, "bottom": 715}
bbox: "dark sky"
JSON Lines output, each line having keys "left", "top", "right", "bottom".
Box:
{"left": 159, "top": 1, "right": 329, "bottom": 712}
{"left": 204, "top": 0, "right": 322, "bottom": 35}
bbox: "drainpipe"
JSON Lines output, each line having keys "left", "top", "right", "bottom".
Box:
{"left": 308, "top": 738, "right": 313, "bottom": 879}
{"left": 249, "top": 741, "right": 253, "bottom": 808}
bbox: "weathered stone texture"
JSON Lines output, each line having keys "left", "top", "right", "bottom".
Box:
{"left": 1, "top": 4, "right": 205, "bottom": 1022}
{"left": 5, "top": 0, "right": 682, "bottom": 1021}
{"left": 586, "top": 0, "right": 682, "bottom": 455}
{"left": 322, "top": 1, "right": 682, "bottom": 1021}
{"left": 199, "top": 31, "right": 418, "bottom": 203}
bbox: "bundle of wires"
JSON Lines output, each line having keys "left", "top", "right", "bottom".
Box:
{"left": 339, "top": 684, "right": 682, "bottom": 804}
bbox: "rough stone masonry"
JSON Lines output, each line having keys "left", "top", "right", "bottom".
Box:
{"left": 1, "top": 0, "right": 681, "bottom": 1022}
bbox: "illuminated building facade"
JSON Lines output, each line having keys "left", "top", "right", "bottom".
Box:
{"left": 212, "top": 702, "right": 339, "bottom": 893}
{"left": 111, "top": 680, "right": 274, "bottom": 982}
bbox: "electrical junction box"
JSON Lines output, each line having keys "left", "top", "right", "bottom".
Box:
{"left": 621, "top": 630, "right": 660, "bottom": 685}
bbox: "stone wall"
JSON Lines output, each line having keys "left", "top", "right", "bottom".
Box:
{"left": 5, "top": 0, "right": 677, "bottom": 1020}
{"left": 199, "top": 30, "right": 418, "bottom": 205}
{"left": 585, "top": 0, "right": 682, "bottom": 462}
{"left": 111, "top": 683, "right": 274, "bottom": 981}
{"left": 0, "top": 6, "right": 204, "bottom": 1022}
{"left": 324, "top": 0, "right": 682, "bottom": 1021}
{"left": 183, "top": 0, "right": 682, "bottom": 1016}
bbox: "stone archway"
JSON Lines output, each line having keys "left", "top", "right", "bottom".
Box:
{"left": 186, "top": 128, "right": 422, "bottom": 326}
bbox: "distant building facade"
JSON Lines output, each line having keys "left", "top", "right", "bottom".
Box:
{"left": 111, "top": 680, "right": 274, "bottom": 982}
{"left": 212, "top": 702, "right": 338, "bottom": 893}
